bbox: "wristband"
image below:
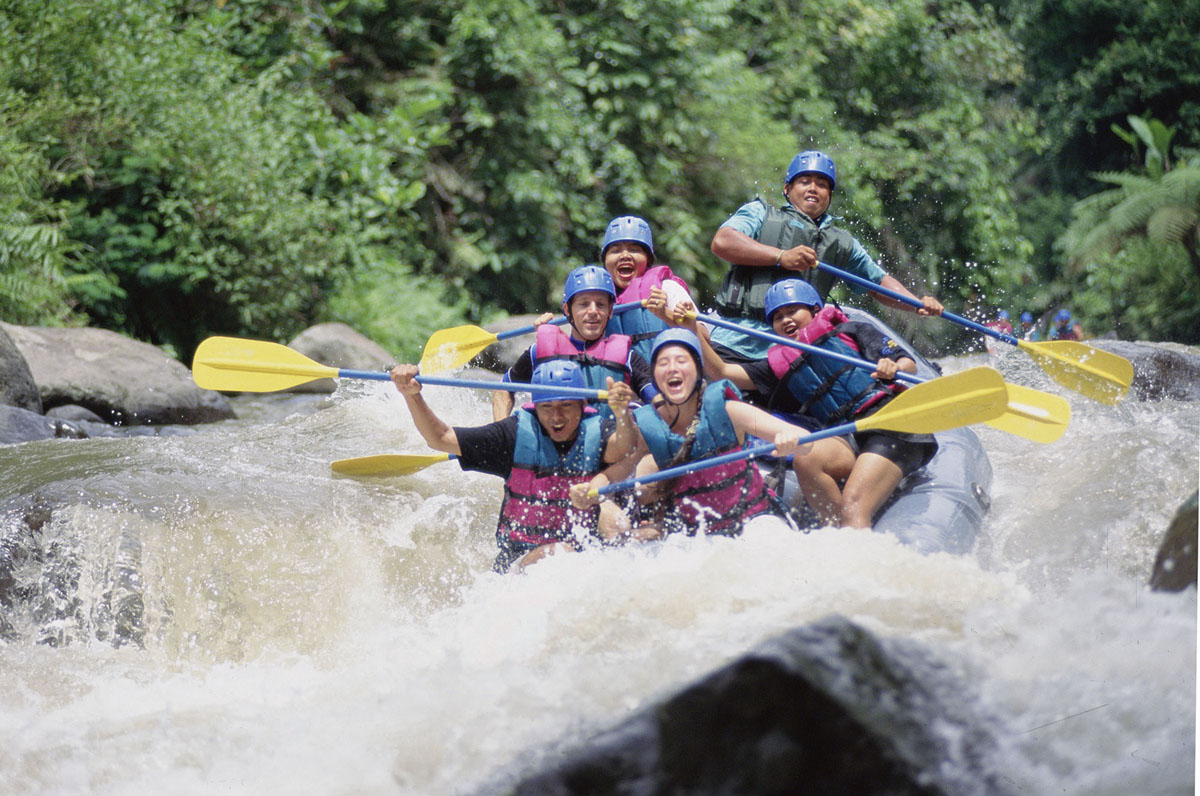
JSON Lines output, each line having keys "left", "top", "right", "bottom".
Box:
{"left": 774, "top": 249, "right": 783, "bottom": 266}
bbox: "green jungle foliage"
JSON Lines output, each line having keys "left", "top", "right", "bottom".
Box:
{"left": 1, "top": 0, "right": 1197, "bottom": 359}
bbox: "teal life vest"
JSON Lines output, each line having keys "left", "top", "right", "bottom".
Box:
{"left": 633, "top": 380, "right": 775, "bottom": 536}
{"left": 714, "top": 200, "right": 861, "bottom": 319}
{"left": 765, "top": 326, "right": 902, "bottom": 426}
{"left": 496, "top": 408, "right": 605, "bottom": 554}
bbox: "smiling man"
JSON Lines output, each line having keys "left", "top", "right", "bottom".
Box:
{"left": 708, "top": 150, "right": 943, "bottom": 361}
{"left": 390, "top": 359, "right": 635, "bottom": 572}
{"left": 492, "top": 265, "right": 657, "bottom": 422}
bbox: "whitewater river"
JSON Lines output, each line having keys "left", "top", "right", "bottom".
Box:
{"left": 1, "top": 348, "right": 1195, "bottom": 794}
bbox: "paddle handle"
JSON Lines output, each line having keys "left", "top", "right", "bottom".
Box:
{"left": 816, "top": 262, "right": 1022, "bottom": 347}
{"left": 493, "top": 300, "right": 645, "bottom": 342}
{"left": 595, "top": 422, "right": 857, "bottom": 497}
{"left": 417, "top": 375, "right": 606, "bottom": 400}
{"left": 697, "top": 312, "right": 923, "bottom": 385}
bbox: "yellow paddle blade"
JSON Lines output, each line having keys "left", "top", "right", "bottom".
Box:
{"left": 192, "top": 337, "right": 337, "bottom": 392}
{"left": 984, "top": 383, "right": 1071, "bottom": 444}
{"left": 330, "top": 453, "right": 452, "bottom": 476}
{"left": 419, "top": 325, "right": 499, "bottom": 373}
{"left": 1017, "top": 339, "right": 1133, "bottom": 406}
{"left": 857, "top": 366, "right": 1007, "bottom": 435}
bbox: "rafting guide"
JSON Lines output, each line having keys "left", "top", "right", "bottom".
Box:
{"left": 707, "top": 150, "right": 944, "bottom": 360}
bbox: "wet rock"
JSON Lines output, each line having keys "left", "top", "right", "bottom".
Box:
{"left": 1150, "top": 491, "right": 1198, "bottom": 592}
{"left": 1092, "top": 340, "right": 1200, "bottom": 401}
{"left": 45, "top": 404, "right": 106, "bottom": 424}
{"left": 286, "top": 322, "right": 397, "bottom": 393}
{"left": 0, "top": 325, "right": 41, "bottom": 413}
{"left": 0, "top": 405, "right": 58, "bottom": 445}
{"left": 486, "top": 617, "right": 1015, "bottom": 796}
{"left": 0, "top": 323, "right": 233, "bottom": 425}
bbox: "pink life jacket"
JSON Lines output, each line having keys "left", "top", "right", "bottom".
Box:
{"left": 610, "top": 266, "right": 691, "bottom": 361}
{"left": 534, "top": 324, "right": 632, "bottom": 391}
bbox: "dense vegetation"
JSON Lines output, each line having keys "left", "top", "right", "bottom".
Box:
{"left": 2, "top": 0, "right": 1197, "bottom": 361}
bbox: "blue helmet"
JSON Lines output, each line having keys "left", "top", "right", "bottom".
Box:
{"left": 562, "top": 265, "right": 616, "bottom": 305}
{"left": 1020, "top": 311, "right": 1033, "bottom": 323}
{"left": 997, "top": 310, "right": 1010, "bottom": 320}
{"left": 1055, "top": 309, "right": 1072, "bottom": 323}
{"left": 530, "top": 360, "right": 587, "bottom": 404}
{"left": 600, "top": 215, "right": 655, "bottom": 263}
{"left": 649, "top": 328, "right": 702, "bottom": 366}
{"left": 784, "top": 150, "right": 837, "bottom": 191}
{"left": 763, "top": 279, "right": 823, "bottom": 321}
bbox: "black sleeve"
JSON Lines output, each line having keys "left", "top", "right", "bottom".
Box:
{"left": 453, "top": 415, "right": 519, "bottom": 480}
{"left": 841, "top": 322, "right": 914, "bottom": 363}
{"left": 626, "top": 351, "right": 658, "bottom": 403}
{"left": 503, "top": 347, "right": 535, "bottom": 384}
{"left": 741, "top": 359, "right": 781, "bottom": 401}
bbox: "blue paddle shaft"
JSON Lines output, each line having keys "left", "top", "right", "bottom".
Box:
{"left": 494, "top": 300, "right": 645, "bottom": 342}
{"left": 597, "top": 421, "right": 858, "bottom": 496}
{"left": 698, "top": 313, "right": 922, "bottom": 385}
{"left": 332, "top": 369, "right": 604, "bottom": 399}
{"left": 816, "top": 262, "right": 1021, "bottom": 346}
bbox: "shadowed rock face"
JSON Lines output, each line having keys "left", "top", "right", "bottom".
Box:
{"left": 1151, "top": 491, "right": 1198, "bottom": 593}
{"left": 484, "top": 617, "right": 1016, "bottom": 796}
{"left": 1093, "top": 340, "right": 1200, "bottom": 402}
{"left": 0, "top": 326, "right": 41, "bottom": 413}
{"left": 1, "top": 323, "right": 232, "bottom": 426}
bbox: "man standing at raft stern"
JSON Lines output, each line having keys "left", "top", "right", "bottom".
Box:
{"left": 391, "top": 359, "right": 637, "bottom": 572}
{"left": 492, "top": 265, "right": 658, "bottom": 422}
{"left": 708, "top": 149, "right": 944, "bottom": 361}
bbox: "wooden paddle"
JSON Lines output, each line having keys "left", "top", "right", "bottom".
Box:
{"left": 589, "top": 365, "right": 1008, "bottom": 498}
{"left": 419, "top": 300, "right": 644, "bottom": 373}
{"left": 696, "top": 312, "right": 1071, "bottom": 444}
{"left": 330, "top": 452, "right": 455, "bottom": 476}
{"left": 814, "top": 261, "right": 1133, "bottom": 405}
{"left": 191, "top": 336, "right": 607, "bottom": 400}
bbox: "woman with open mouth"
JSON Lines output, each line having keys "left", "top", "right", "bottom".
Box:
{"left": 572, "top": 328, "right": 806, "bottom": 539}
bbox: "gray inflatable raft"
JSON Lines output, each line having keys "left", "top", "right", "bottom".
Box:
{"left": 769, "top": 307, "right": 992, "bottom": 555}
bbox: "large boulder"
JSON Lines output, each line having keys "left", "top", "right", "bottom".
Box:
{"left": 0, "top": 325, "right": 41, "bottom": 413}
{"left": 1092, "top": 340, "right": 1200, "bottom": 401}
{"left": 285, "top": 322, "right": 397, "bottom": 393}
{"left": 1150, "top": 491, "right": 1198, "bottom": 592}
{"left": 0, "top": 323, "right": 233, "bottom": 425}
{"left": 485, "top": 617, "right": 1014, "bottom": 796}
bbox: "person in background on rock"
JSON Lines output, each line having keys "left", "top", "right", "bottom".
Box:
{"left": 492, "top": 265, "right": 659, "bottom": 425}
{"left": 1019, "top": 311, "right": 1041, "bottom": 341}
{"left": 660, "top": 280, "right": 936, "bottom": 530}
{"left": 708, "top": 149, "right": 943, "bottom": 362}
{"left": 598, "top": 215, "right": 696, "bottom": 364}
{"left": 570, "top": 329, "right": 805, "bottom": 540}
{"left": 1051, "top": 309, "right": 1080, "bottom": 341}
{"left": 391, "top": 359, "right": 637, "bottom": 572}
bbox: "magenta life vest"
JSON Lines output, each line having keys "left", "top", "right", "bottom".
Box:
{"left": 632, "top": 380, "right": 776, "bottom": 536}
{"left": 534, "top": 324, "right": 632, "bottom": 391}
{"left": 496, "top": 408, "right": 605, "bottom": 549}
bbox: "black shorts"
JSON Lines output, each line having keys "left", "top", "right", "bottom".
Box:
{"left": 852, "top": 430, "right": 937, "bottom": 477}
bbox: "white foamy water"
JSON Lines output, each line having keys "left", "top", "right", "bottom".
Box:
{"left": 0, "top": 352, "right": 1195, "bottom": 795}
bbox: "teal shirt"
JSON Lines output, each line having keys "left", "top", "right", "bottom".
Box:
{"left": 711, "top": 200, "right": 888, "bottom": 359}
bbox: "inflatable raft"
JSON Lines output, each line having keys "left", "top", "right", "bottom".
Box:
{"left": 763, "top": 306, "right": 992, "bottom": 555}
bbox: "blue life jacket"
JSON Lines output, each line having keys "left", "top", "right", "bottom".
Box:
{"left": 765, "top": 330, "right": 901, "bottom": 426}
{"left": 497, "top": 408, "right": 605, "bottom": 552}
{"left": 633, "top": 380, "right": 774, "bottom": 536}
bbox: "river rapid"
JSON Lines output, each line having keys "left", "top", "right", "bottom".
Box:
{"left": 0, "top": 348, "right": 1196, "bottom": 795}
